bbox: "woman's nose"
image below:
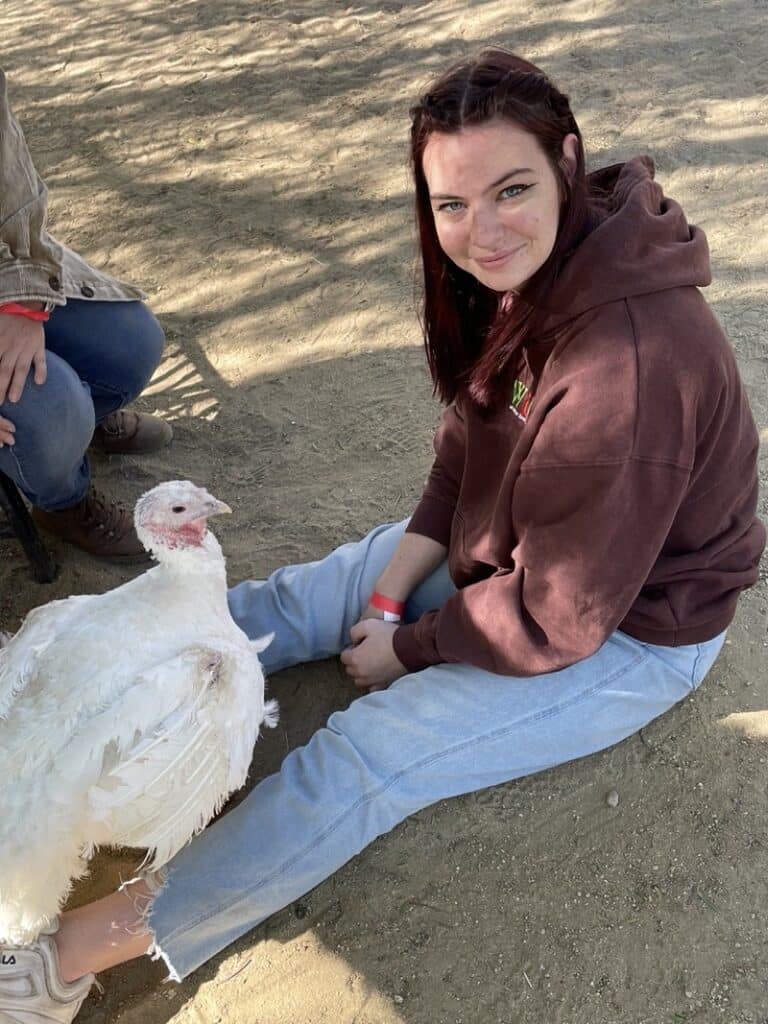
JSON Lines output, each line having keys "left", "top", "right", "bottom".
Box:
{"left": 469, "top": 204, "right": 504, "bottom": 250}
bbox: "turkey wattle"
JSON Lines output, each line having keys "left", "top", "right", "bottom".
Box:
{"left": 0, "top": 481, "right": 277, "bottom": 944}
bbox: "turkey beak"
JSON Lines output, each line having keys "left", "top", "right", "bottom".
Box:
{"left": 204, "top": 498, "right": 232, "bottom": 517}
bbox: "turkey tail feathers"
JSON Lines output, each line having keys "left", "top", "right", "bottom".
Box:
{"left": 262, "top": 699, "right": 279, "bottom": 729}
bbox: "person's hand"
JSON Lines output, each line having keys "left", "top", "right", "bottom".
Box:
{"left": 340, "top": 618, "right": 406, "bottom": 692}
{"left": 0, "top": 313, "right": 47, "bottom": 405}
{"left": 0, "top": 413, "right": 15, "bottom": 446}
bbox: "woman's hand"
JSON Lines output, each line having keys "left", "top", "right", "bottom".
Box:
{"left": 340, "top": 618, "right": 407, "bottom": 692}
{"left": 0, "top": 314, "right": 47, "bottom": 405}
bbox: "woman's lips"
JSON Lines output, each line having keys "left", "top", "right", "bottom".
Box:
{"left": 474, "top": 243, "right": 526, "bottom": 268}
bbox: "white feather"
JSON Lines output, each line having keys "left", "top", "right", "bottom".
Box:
{"left": 0, "top": 596, "right": 95, "bottom": 720}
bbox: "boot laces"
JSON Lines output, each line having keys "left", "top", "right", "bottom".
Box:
{"left": 82, "top": 489, "right": 130, "bottom": 539}
{"left": 101, "top": 410, "right": 138, "bottom": 439}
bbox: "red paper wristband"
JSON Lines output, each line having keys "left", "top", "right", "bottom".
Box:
{"left": 0, "top": 302, "right": 50, "bottom": 322}
{"left": 370, "top": 591, "right": 406, "bottom": 617}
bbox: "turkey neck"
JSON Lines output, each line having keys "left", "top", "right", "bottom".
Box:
{"left": 149, "top": 529, "right": 229, "bottom": 587}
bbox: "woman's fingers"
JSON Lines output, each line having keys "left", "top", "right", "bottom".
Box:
{"left": 0, "top": 319, "right": 46, "bottom": 403}
{"left": 340, "top": 644, "right": 368, "bottom": 688}
{"left": 0, "top": 357, "right": 14, "bottom": 406}
{"left": 7, "top": 354, "right": 33, "bottom": 403}
{"left": 0, "top": 415, "right": 15, "bottom": 445}
{"left": 32, "top": 347, "right": 47, "bottom": 387}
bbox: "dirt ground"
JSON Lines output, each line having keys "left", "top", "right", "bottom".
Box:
{"left": 2, "top": 0, "right": 767, "bottom": 1021}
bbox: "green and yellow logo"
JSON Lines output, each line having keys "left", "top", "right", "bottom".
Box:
{"left": 509, "top": 379, "right": 532, "bottom": 422}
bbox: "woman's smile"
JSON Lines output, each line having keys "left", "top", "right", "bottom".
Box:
{"left": 474, "top": 242, "right": 528, "bottom": 269}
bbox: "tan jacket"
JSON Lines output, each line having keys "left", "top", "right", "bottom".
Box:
{"left": 0, "top": 70, "right": 144, "bottom": 307}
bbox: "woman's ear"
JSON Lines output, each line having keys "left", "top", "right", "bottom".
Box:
{"left": 560, "top": 133, "right": 579, "bottom": 178}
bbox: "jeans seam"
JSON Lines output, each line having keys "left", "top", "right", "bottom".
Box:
{"left": 690, "top": 644, "right": 703, "bottom": 688}
{"left": 158, "top": 643, "right": 649, "bottom": 945}
{"left": 3, "top": 440, "right": 36, "bottom": 496}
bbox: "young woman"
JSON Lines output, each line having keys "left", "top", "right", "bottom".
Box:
{"left": 1, "top": 49, "right": 763, "bottom": 1022}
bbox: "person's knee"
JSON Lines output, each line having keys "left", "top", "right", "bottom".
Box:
{"left": 323, "top": 700, "right": 403, "bottom": 787}
{"left": 0, "top": 361, "right": 95, "bottom": 492}
{"left": 112, "top": 304, "right": 166, "bottom": 402}
{"left": 133, "top": 305, "right": 166, "bottom": 376}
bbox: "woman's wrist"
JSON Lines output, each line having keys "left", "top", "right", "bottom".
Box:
{"left": 371, "top": 569, "right": 411, "bottom": 604}
{"left": 376, "top": 534, "right": 447, "bottom": 598}
{"left": 369, "top": 590, "right": 406, "bottom": 622}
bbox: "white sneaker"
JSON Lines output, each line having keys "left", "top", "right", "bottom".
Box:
{"left": 0, "top": 924, "right": 94, "bottom": 1023}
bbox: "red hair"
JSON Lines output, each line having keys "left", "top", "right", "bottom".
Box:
{"left": 410, "top": 49, "right": 595, "bottom": 405}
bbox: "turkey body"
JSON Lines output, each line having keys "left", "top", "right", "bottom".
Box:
{"left": 0, "top": 527, "right": 275, "bottom": 944}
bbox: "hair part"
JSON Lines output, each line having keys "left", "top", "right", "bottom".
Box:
{"left": 410, "top": 49, "right": 593, "bottom": 406}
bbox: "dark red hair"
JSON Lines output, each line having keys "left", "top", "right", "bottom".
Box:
{"left": 410, "top": 49, "right": 593, "bottom": 405}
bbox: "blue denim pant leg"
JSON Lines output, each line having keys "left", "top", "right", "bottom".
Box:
{"left": 148, "top": 520, "right": 726, "bottom": 980}
{"left": 0, "top": 352, "right": 95, "bottom": 510}
{"left": 227, "top": 520, "right": 423, "bottom": 673}
{"left": 0, "top": 300, "right": 164, "bottom": 509}
{"left": 44, "top": 299, "right": 165, "bottom": 423}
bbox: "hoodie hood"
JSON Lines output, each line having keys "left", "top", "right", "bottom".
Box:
{"left": 540, "top": 157, "right": 712, "bottom": 328}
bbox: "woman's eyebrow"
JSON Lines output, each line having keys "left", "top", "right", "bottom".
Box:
{"left": 430, "top": 167, "right": 535, "bottom": 201}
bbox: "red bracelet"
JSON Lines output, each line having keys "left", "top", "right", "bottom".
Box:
{"left": 0, "top": 302, "right": 50, "bottom": 322}
{"left": 370, "top": 591, "right": 406, "bottom": 619}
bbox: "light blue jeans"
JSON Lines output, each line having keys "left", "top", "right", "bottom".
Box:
{"left": 148, "top": 519, "right": 726, "bottom": 980}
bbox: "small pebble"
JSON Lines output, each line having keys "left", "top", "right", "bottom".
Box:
{"left": 606, "top": 789, "right": 620, "bottom": 808}
{"left": 393, "top": 994, "right": 404, "bottom": 1004}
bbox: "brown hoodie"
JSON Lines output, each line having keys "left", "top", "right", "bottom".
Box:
{"left": 393, "top": 157, "right": 765, "bottom": 676}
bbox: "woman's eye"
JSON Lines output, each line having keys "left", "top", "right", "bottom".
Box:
{"left": 436, "top": 200, "right": 465, "bottom": 214}
{"left": 500, "top": 184, "right": 530, "bottom": 200}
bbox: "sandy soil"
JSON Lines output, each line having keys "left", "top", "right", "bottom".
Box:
{"left": 2, "top": 1, "right": 767, "bottom": 1021}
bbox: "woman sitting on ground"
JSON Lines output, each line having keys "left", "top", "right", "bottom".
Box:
{"left": 0, "top": 48, "right": 763, "bottom": 1023}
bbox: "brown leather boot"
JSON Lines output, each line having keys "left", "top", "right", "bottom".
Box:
{"left": 91, "top": 410, "right": 173, "bottom": 455}
{"left": 32, "top": 487, "right": 150, "bottom": 561}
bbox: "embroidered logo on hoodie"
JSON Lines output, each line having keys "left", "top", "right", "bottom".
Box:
{"left": 509, "top": 379, "right": 532, "bottom": 422}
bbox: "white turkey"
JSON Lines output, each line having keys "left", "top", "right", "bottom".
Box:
{"left": 0, "top": 480, "right": 277, "bottom": 945}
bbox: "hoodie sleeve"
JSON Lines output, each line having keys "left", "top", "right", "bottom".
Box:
{"left": 405, "top": 400, "right": 466, "bottom": 548}
{"left": 393, "top": 455, "right": 691, "bottom": 676}
{"left": 0, "top": 70, "right": 65, "bottom": 304}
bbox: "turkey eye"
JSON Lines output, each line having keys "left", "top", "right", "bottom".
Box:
{"left": 172, "top": 505, "right": 186, "bottom": 513}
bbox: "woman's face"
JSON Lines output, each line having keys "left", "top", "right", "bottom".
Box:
{"left": 422, "top": 119, "right": 577, "bottom": 293}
